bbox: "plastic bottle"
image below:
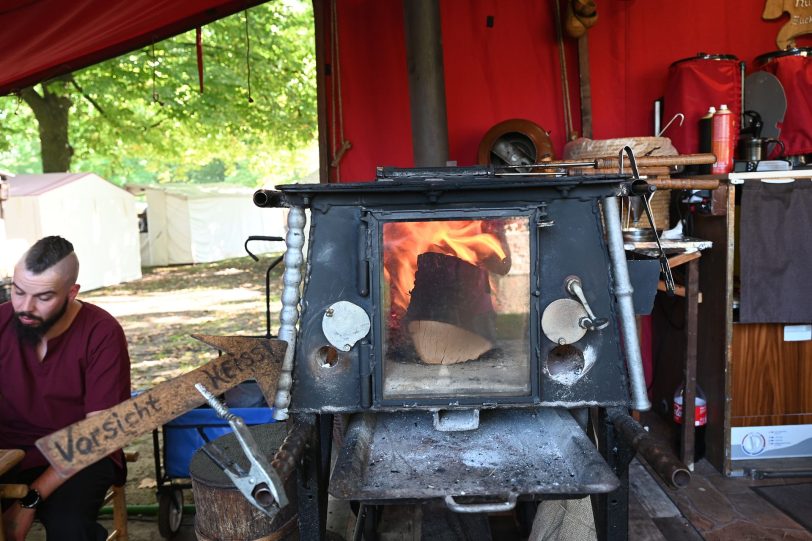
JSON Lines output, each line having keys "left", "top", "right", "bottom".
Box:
{"left": 698, "top": 106, "right": 716, "bottom": 174}
{"left": 673, "top": 382, "right": 707, "bottom": 461}
{"left": 711, "top": 104, "right": 735, "bottom": 174}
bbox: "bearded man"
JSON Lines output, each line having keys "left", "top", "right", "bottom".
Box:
{"left": 0, "top": 236, "right": 131, "bottom": 541}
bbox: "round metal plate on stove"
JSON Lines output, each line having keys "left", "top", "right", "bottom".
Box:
{"left": 541, "top": 298, "right": 588, "bottom": 345}
{"left": 322, "top": 301, "right": 371, "bottom": 352}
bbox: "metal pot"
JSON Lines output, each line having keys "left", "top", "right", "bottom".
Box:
{"left": 737, "top": 137, "right": 785, "bottom": 161}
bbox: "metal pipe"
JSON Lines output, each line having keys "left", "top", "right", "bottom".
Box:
{"left": 608, "top": 408, "right": 691, "bottom": 489}
{"left": 273, "top": 206, "right": 307, "bottom": 421}
{"left": 602, "top": 195, "right": 651, "bottom": 411}
{"left": 403, "top": 0, "right": 449, "bottom": 167}
{"left": 253, "top": 189, "right": 283, "bottom": 208}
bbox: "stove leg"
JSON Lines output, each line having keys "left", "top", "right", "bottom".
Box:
{"left": 295, "top": 413, "right": 333, "bottom": 541}
{"left": 592, "top": 408, "right": 634, "bottom": 541}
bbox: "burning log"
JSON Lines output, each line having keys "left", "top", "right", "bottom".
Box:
{"left": 404, "top": 252, "right": 497, "bottom": 364}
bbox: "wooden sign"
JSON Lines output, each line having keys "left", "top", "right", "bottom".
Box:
{"left": 36, "top": 335, "right": 286, "bottom": 478}
{"left": 763, "top": 0, "right": 812, "bottom": 49}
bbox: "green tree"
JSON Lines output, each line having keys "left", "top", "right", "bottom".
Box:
{"left": 0, "top": 1, "right": 316, "bottom": 185}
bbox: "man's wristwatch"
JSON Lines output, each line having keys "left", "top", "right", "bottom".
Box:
{"left": 19, "top": 488, "right": 42, "bottom": 509}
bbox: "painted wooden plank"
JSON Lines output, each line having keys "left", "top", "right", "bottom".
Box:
{"left": 36, "top": 335, "right": 286, "bottom": 478}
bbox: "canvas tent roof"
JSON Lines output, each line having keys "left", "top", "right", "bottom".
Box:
{"left": 7, "top": 172, "right": 85, "bottom": 196}
{"left": 0, "top": 0, "right": 266, "bottom": 95}
{"left": 3, "top": 172, "right": 142, "bottom": 291}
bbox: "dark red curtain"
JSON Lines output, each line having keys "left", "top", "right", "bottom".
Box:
{"left": 0, "top": 0, "right": 266, "bottom": 95}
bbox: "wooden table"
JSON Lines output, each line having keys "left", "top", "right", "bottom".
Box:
{"left": 627, "top": 237, "right": 712, "bottom": 471}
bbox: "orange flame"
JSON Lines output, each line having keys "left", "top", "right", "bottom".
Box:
{"left": 383, "top": 220, "right": 509, "bottom": 315}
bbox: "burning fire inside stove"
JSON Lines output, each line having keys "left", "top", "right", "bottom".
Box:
{"left": 381, "top": 217, "right": 531, "bottom": 399}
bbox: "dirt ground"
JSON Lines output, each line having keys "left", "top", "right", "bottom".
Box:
{"left": 81, "top": 254, "right": 285, "bottom": 509}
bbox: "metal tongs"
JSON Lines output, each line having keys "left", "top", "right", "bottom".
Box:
{"left": 620, "top": 146, "right": 676, "bottom": 295}
{"left": 194, "top": 383, "right": 288, "bottom": 516}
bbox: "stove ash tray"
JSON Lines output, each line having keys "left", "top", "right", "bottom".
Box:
{"left": 329, "top": 408, "right": 619, "bottom": 504}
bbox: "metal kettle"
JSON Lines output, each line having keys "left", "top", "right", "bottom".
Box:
{"left": 736, "top": 110, "right": 785, "bottom": 161}
{"left": 737, "top": 137, "right": 785, "bottom": 161}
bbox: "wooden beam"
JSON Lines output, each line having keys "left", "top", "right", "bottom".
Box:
{"left": 658, "top": 281, "right": 703, "bottom": 303}
{"left": 667, "top": 251, "right": 702, "bottom": 268}
{"left": 577, "top": 34, "right": 592, "bottom": 139}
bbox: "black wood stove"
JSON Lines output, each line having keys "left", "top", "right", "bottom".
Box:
{"left": 254, "top": 164, "right": 687, "bottom": 540}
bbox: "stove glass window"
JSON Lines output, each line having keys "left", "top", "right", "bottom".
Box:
{"left": 381, "top": 217, "right": 531, "bottom": 399}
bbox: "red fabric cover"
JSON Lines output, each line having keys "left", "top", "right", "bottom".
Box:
{"left": 0, "top": 0, "right": 265, "bottom": 95}
{"left": 0, "top": 302, "right": 131, "bottom": 471}
{"left": 663, "top": 58, "right": 742, "bottom": 156}
{"left": 761, "top": 54, "right": 812, "bottom": 156}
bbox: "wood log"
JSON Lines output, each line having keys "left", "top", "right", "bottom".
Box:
{"left": 570, "top": 166, "right": 672, "bottom": 177}
{"left": 404, "top": 252, "right": 496, "bottom": 364}
{"left": 408, "top": 320, "right": 493, "bottom": 365}
{"left": 191, "top": 424, "right": 297, "bottom": 541}
{"left": 647, "top": 178, "right": 720, "bottom": 191}
{"left": 594, "top": 153, "right": 716, "bottom": 168}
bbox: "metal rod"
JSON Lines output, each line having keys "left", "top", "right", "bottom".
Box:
{"left": 608, "top": 408, "right": 691, "bottom": 489}
{"left": 602, "top": 195, "right": 651, "bottom": 411}
{"left": 498, "top": 160, "right": 598, "bottom": 169}
{"left": 494, "top": 171, "right": 569, "bottom": 177}
{"left": 273, "top": 206, "right": 307, "bottom": 421}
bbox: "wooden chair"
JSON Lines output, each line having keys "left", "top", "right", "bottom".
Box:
{"left": 0, "top": 449, "right": 28, "bottom": 541}
{"left": 104, "top": 451, "right": 139, "bottom": 541}
{"left": 0, "top": 449, "right": 138, "bottom": 541}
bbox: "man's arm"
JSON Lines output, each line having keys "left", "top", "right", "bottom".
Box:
{"left": 3, "top": 410, "right": 107, "bottom": 541}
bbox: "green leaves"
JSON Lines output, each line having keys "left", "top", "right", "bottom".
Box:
{"left": 0, "top": 2, "right": 317, "bottom": 185}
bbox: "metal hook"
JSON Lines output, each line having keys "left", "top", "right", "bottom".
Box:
{"left": 618, "top": 146, "right": 641, "bottom": 179}
{"left": 656, "top": 113, "right": 684, "bottom": 137}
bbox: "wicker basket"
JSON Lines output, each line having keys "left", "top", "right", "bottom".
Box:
{"left": 563, "top": 136, "right": 679, "bottom": 160}
{"left": 568, "top": 137, "right": 677, "bottom": 231}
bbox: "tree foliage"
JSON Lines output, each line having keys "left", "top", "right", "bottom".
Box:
{"left": 0, "top": 1, "right": 317, "bottom": 186}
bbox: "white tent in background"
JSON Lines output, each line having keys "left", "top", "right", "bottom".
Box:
{"left": 3, "top": 173, "right": 142, "bottom": 291}
{"left": 138, "top": 183, "right": 286, "bottom": 267}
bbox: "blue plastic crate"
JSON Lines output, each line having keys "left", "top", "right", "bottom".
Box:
{"left": 163, "top": 406, "right": 275, "bottom": 479}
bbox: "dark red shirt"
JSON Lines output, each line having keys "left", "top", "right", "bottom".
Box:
{"left": 0, "top": 301, "right": 131, "bottom": 471}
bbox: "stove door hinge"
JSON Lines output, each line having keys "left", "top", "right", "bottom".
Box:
{"left": 536, "top": 203, "right": 555, "bottom": 228}
{"left": 359, "top": 340, "right": 373, "bottom": 408}
{"left": 357, "top": 214, "right": 371, "bottom": 297}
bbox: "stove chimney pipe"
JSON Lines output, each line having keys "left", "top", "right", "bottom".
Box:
{"left": 403, "top": 0, "right": 449, "bottom": 167}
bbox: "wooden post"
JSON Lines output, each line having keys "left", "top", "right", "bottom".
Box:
{"left": 681, "top": 258, "right": 700, "bottom": 470}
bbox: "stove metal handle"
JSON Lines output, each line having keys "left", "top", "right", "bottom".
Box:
{"left": 566, "top": 276, "right": 609, "bottom": 331}
{"left": 443, "top": 493, "right": 518, "bottom": 514}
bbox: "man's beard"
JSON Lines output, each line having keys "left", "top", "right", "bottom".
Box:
{"left": 14, "top": 299, "right": 69, "bottom": 345}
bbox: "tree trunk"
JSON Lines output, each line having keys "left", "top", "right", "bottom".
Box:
{"left": 20, "top": 78, "right": 73, "bottom": 172}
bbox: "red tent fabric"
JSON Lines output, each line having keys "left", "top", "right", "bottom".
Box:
{"left": 0, "top": 0, "right": 265, "bottom": 95}
{"left": 320, "top": 0, "right": 791, "bottom": 182}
